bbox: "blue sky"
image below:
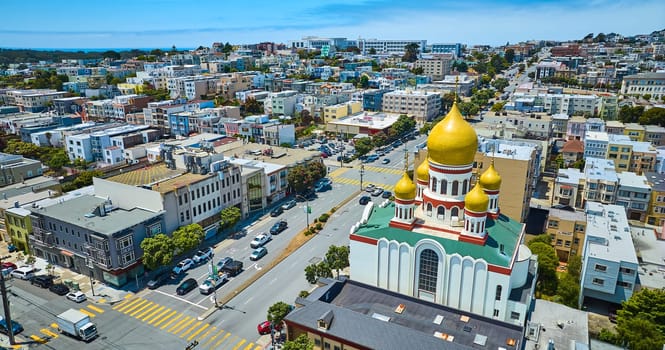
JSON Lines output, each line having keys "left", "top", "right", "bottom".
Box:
{"left": 1, "top": 0, "right": 664, "bottom": 49}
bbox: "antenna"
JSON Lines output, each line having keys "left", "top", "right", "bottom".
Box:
{"left": 403, "top": 146, "right": 409, "bottom": 173}
{"left": 454, "top": 76, "right": 460, "bottom": 103}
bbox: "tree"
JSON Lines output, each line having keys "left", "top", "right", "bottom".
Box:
{"left": 618, "top": 105, "right": 644, "bottom": 123}
{"left": 491, "top": 102, "right": 506, "bottom": 112}
{"left": 150, "top": 49, "right": 163, "bottom": 57}
{"left": 566, "top": 254, "right": 582, "bottom": 281}
{"left": 304, "top": 261, "right": 332, "bottom": 284}
{"left": 402, "top": 43, "right": 419, "bottom": 62}
{"left": 368, "top": 48, "right": 376, "bottom": 55}
{"left": 354, "top": 137, "right": 373, "bottom": 156}
{"left": 458, "top": 101, "right": 479, "bottom": 117}
{"left": 638, "top": 107, "right": 665, "bottom": 126}
{"left": 602, "top": 288, "right": 665, "bottom": 349}
{"left": 359, "top": 75, "right": 369, "bottom": 89}
{"left": 282, "top": 334, "right": 314, "bottom": 350}
{"left": 102, "top": 50, "right": 121, "bottom": 60}
{"left": 492, "top": 78, "right": 510, "bottom": 92}
{"left": 527, "top": 241, "right": 559, "bottom": 295}
{"left": 390, "top": 114, "right": 417, "bottom": 138}
{"left": 219, "top": 206, "right": 241, "bottom": 232}
{"left": 411, "top": 67, "right": 424, "bottom": 75}
{"left": 73, "top": 170, "right": 103, "bottom": 188}
{"left": 140, "top": 234, "right": 175, "bottom": 270}
{"left": 287, "top": 162, "right": 326, "bottom": 194}
{"left": 243, "top": 97, "right": 263, "bottom": 115}
{"left": 46, "top": 151, "right": 69, "bottom": 171}
{"left": 504, "top": 48, "right": 515, "bottom": 64}
{"left": 267, "top": 301, "right": 293, "bottom": 326}
{"left": 325, "top": 245, "right": 349, "bottom": 277}
{"left": 171, "top": 224, "right": 204, "bottom": 255}
{"left": 556, "top": 274, "right": 579, "bottom": 308}
{"left": 452, "top": 61, "right": 468, "bottom": 72}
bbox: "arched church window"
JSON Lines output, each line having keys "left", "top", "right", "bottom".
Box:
{"left": 452, "top": 181, "right": 459, "bottom": 195}
{"left": 418, "top": 249, "right": 438, "bottom": 293}
{"left": 437, "top": 206, "right": 445, "bottom": 220}
{"left": 441, "top": 179, "right": 447, "bottom": 194}
{"left": 431, "top": 177, "right": 437, "bottom": 192}
{"left": 462, "top": 179, "right": 468, "bottom": 194}
{"left": 495, "top": 285, "right": 502, "bottom": 301}
{"left": 426, "top": 203, "right": 432, "bottom": 217}
{"left": 451, "top": 207, "right": 459, "bottom": 218}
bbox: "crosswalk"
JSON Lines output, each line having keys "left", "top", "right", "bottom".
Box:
{"left": 331, "top": 177, "right": 395, "bottom": 192}
{"left": 111, "top": 296, "right": 261, "bottom": 350}
{"left": 22, "top": 303, "right": 107, "bottom": 346}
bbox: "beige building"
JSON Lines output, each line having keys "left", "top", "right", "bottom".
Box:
{"left": 414, "top": 55, "right": 453, "bottom": 80}
{"left": 382, "top": 90, "right": 441, "bottom": 124}
{"left": 546, "top": 208, "right": 586, "bottom": 262}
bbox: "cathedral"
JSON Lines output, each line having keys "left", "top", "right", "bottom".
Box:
{"left": 349, "top": 102, "right": 537, "bottom": 325}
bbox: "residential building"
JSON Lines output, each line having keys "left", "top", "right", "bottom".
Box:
{"left": 4, "top": 207, "right": 33, "bottom": 253}
{"left": 554, "top": 158, "right": 618, "bottom": 210}
{"left": 546, "top": 208, "right": 587, "bottom": 261}
{"left": 561, "top": 139, "right": 584, "bottom": 167}
{"left": 579, "top": 202, "right": 639, "bottom": 307}
{"left": 0, "top": 153, "right": 43, "bottom": 186}
{"left": 1, "top": 89, "right": 67, "bottom": 112}
{"left": 616, "top": 172, "right": 650, "bottom": 221}
{"left": 362, "top": 89, "right": 390, "bottom": 111}
{"left": 263, "top": 124, "right": 296, "bottom": 146}
{"left": 382, "top": 90, "right": 441, "bottom": 124}
{"left": 358, "top": 39, "right": 427, "bottom": 55}
{"left": 265, "top": 90, "right": 298, "bottom": 116}
{"left": 322, "top": 101, "right": 362, "bottom": 123}
{"left": 525, "top": 300, "right": 589, "bottom": 350}
{"left": 566, "top": 116, "right": 587, "bottom": 140}
{"left": 584, "top": 131, "right": 608, "bottom": 159}
{"left": 620, "top": 72, "right": 665, "bottom": 100}
{"left": 644, "top": 125, "right": 665, "bottom": 146}
{"left": 553, "top": 168, "right": 585, "bottom": 208}
{"left": 430, "top": 43, "right": 462, "bottom": 57}
{"left": 551, "top": 113, "right": 569, "bottom": 139}
{"left": 623, "top": 123, "right": 645, "bottom": 142}
{"left": 414, "top": 55, "right": 453, "bottom": 81}
{"left": 325, "top": 112, "right": 401, "bottom": 138}
{"left": 605, "top": 120, "right": 625, "bottom": 135}
{"left": 284, "top": 278, "right": 525, "bottom": 350}
{"left": 645, "top": 171, "right": 665, "bottom": 226}
{"left": 481, "top": 111, "right": 552, "bottom": 139}
{"left": 535, "top": 61, "right": 565, "bottom": 80}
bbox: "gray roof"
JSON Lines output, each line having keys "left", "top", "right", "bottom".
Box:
{"left": 645, "top": 172, "right": 665, "bottom": 192}
{"left": 525, "top": 299, "right": 589, "bottom": 349}
{"left": 286, "top": 279, "right": 523, "bottom": 350}
{"left": 30, "top": 194, "right": 161, "bottom": 236}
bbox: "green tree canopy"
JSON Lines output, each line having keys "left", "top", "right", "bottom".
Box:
{"left": 325, "top": 245, "right": 350, "bottom": 277}
{"left": 618, "top": 105, "right": 645, "bottom": 123}
{"left": 282, "top": 334, "right": 314, "bottom": 350}
{"left": 359, "top": 75, "right": 369, "bottom": 89}
{"left": 304, "top": 261, "right": 332, "bottom": 284}
{"left": 402, "top": 43, "right": 419, "bottom": 62}
{"left": 504, "top": 48, "right": 515, "bottom": 64}
{"left": 527, "top": 240, "right": 559, "bottom": 295}
{"left": 243, "top": 97, "right": 263, "bottom": 115}
{"left": 219, "top": 206, "right": 241, "bottom": 232}
{"left": 267, "top": 301, "right": 293, "bottom": 326}
{"left": 638, "top": 107, "right": 665, "bottom": 126}
{"left": 555, "top": 274, "right": 579, "bottom": 308}
{"left": 458, "top": 101, "right": 479, "bottom": 117}
{"left": 492, "top": 78, "right": 510, "bottom": 92}
{"left": 286, "top": 162, "right": 326, "bottom": 194}
{"left": 354, "top": 137, "right": 373, "bottom": 156}
{"left": 172, "top": 224, "right": 204, "bottom": 255}
{"left": 615, "top": 288, "right": 665, "bottom": 347}
{"left": 73, "top": 170, "right": 103, "bottom": 188}
{"left": 390, "top": 114, "right": 416, "bottom": 138}
{"left": 140, "top": 234, "right": 175, "bottom": 270}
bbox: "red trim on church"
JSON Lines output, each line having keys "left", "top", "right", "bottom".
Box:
{"left": 488, "top": 264, "right": 512, "bottom": 275}
{"left": 394, "top": 198, "right": 415, "bottom": 205}
{"left": 488, "top": 211, "right": 500, "bottom": 219}
{"left": 417, "top": 179, "right": 428, "bottom": 185}
{"left": 389, "top": 220, "right": 416, "bottom": 230}
{"left": 458, "top": 233, "right": 489, "bottom": 245}
{"left": 464, "top": 210, "right": 487, "bottom": 218}
{"left": 421, "top": 195, "right": 464, "bottom": 209}
{"left": 429, "top": 165, "right": 473, "bottom": 175}
{"left": 484, "top": 189, "right": 500, "bottom": 195}
{"left": 350, "top": 234, "right": 377, "bottom": 245}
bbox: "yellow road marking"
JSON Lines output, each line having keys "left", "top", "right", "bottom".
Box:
{"left": 98, "top": 298, "right": 106, "bottom": 304}
{"left": 232, "top": 339, "right": 247, "bottom": 350}
{"left": 156, "top": 310, "right": 179, "bottom": 328}
{"left": 111, "top": 298, "right": 131, "bottom": 310}
{"left": 160, "top": 311, "right": 185, "bottom": 329}
{"left": 87, "top": 305, "right": 104, "bottom": 313}
{"left": 167, "top": 315, "right": 190, "bottom": 333}
{"left": 197, "top": 326, "right": 216, "bottom": 343}
{"left": 124, "top": 293, "right": 133, "bottom": 299}
{"left": 40, "top": 328, "right": 58, "bottom": 338}
{"left": 188, "top": 323, "right": 210, "bottom": 341}
{"left": 123, "top": 299, "right": 149, "bottom": 314}
{"left": 149, "top": 308, "right": 174, "bottom": 325}
{"left": 50, "top": 323, "right": 58, "bottom": 329}
{"left": 79, "top": 309, "right": 95, "bottom": 318}
{"left": 213, "top": 333, "right": 232, "bottom": 348}
{"left": 243, "top": 342, "right": 255, "bottom": 350}
{"left": 30, "top": 335, "right": 47, "bottom": 343}
{"left": 114, "top": 297, "right": 141, "bottom": 311}
{"left": 131, "top": 302, "right": 155, "bottom": 318}
{"left": 142, "top": 305, "right": 165, "bottom": 322}
{"left": 172, "top": 316, "right": 196, "bottom": 335}
{"left": 180, "top": 321, "right": 202, "bottom": 338}
{"left": 202, "top": 329, "right": 223, "bottom": 348}
{"left": 254, "top": 346, "right": 262, "bottom": 350}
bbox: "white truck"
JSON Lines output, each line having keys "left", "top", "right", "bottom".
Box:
{"left": 56, "top": 309, "right": 98, "bottom": 341}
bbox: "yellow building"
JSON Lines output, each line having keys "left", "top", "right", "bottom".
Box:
{"left": 5, "top": 207, "right": 32, "bottom": 253}
{"left": 607, "top": 142, "right": 633, "bottom": 171}
{"left": 117, "top": 83, "right": 144, "bottom": 95}
{"left": 546, "top": 208, "right": 586, "bottom": 261}
{"left": 623, "top": 123, "right": 645, "bottom": 142}
{"left": 322, "top": 101, "right": 362, "bottom": 123}
{"left": 645, "top": 172, "right": 665, "bottom": 226}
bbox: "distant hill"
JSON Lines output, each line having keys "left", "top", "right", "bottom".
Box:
{"left": 0, "top": 48, "right": 149, "bottom": 65}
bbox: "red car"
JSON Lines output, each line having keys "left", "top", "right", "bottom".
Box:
{"left": 257, "top": 321, "right": 282, "bottom": 335}
{"left": 1, "top": 262, "right": 17, "bottom": 271}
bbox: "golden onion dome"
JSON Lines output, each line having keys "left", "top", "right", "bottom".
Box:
{"left": 427, "top": 102, "right": 478, "bottom": 166}
{"left": 416, "top": 159, "right": 430, "bottom": 182}
{"left": 465, "top": 182, "right": 489, "bottom": 213}
{"left": 394, "top": 172, "right": 417, "bottom": 200}
{"left": 479, "top": 162, "right": 502, "bottom": 191}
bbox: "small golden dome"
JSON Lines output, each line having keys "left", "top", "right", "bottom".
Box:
{"left": 465, "top": 182, "right": 489, "bottom": 213}
{"left": 416, "top": 159, "right": 430, "bottom": 182}
{"left": 427, "top": 102, "right": 478, "bottom": 166}
{"left": 394, "top": 172, "right": 416, "bottom": 200}
{"left": 479, "top": 162, "right": 502, "bottom": 191}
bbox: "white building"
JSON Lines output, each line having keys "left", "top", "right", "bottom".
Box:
{"left": 382, "top": 90, "right": 441, "bottom": 124}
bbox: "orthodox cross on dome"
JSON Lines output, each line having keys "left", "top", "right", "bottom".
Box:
{"left": 403, "top": 147, "right": 409, "bottom": 173}
{"left": 454, "top": 75, "right": 459, "bottom": 101}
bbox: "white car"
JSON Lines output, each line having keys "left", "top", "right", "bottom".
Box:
{"left": 172, "top": 258, "right": 194, "bottom": 275}
{"left": 198, "top": 273, "right": 229, "bottom": 295}
{"left": 66, "top": 291, "right": 87, "bottom": 303}
{"left": 192, "top": 247, "right": 214, "bottom": 264}
{"left": 250, "top": 233, "right": 272, "bottom": 249}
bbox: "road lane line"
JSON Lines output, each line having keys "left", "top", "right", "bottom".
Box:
{"left": 243, "top": 296, "right": 253, "bottom": 305}
{"left": 148, "top": 308, "right": 172, "bottom": 325}
{"left": 212, "top": 333, "right": 232, "bottom": 349}
{"left": 120, "top": 299, "right": 147, "bottom": 314}
{"left": 172, "top": 316, "right": 196, "bottom": 335}
{"left": 129, "top": 301, "right": 154, "bottom": 317}
{"left": 202, "top": 328, "right": 223, "bottom": 348}
{"left": 197, "top": 326, "right": 215, "bottom": 342}
{"left": 79, "top": 309, "right": 95, "bottom": 318}
{"left": 113, "top": 297, "right": 139, "bottom": 311}
{"left": 142, "top": 305, "right": 165, "bottom": 322}
{"left": 30, "top": 335, "right": 47, "bottom": 344}
{"left": 40, "top": 329, "right": 58, "bottom": 339}
{"left": 185, "top": 322, "right": 208, "bottom": 340}
{"left": 232, "top": 339, "right": 246, "bottom": 350}
{"left": 135, "top": 303, "right": 159, "bottom": 319}
{"left": 180, "top": 321, "right": 202, "bottom": 338}
{"left": 87, "top": 305, "right": 104, "bottom": 313}
{"left": 242, "top": 342, "right": 254, "bottom": 350}
{"left": 153, "top": 290, "right": 208, "bottom": 310}
{"left": 154, "top": 310, "right": 178, "bottom": 327}
{"left": 160, "top": 313, "right": 184, "bottom": 330}
{"left": 167, "top": 315, "right": 190, "bottom": 333}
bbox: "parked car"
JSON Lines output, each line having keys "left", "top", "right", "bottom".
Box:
{"left": 371, "top": 188, "right": 384, "bottom": 197}
{"left": 270, "top": 206, "right": 283, "bottom": 217}
{"left": 382, "top": 191, "right": 393, "bottom": 199}
{"left": 66, "top": 291, "right": 87, "bottom": 303}
{"left": 314, "top": 182, "right": 331, "bottom": 192}
{"left": 172, "top": 258, "right": 194, "bottom": 275}
{"left": 381, "top": 158, "right": 390, "bottom": 164}
{"left": 270, "top": 220, "right": 288, "bottom": 235}
{"left": 250, "top": 247, "right": 268, "bottom": 261}
{"left": 1, "top": 262, "right": 17, "bottom": 272}
{"left": 250, "top": 233, "right": 272, "bottom": 249}
{"left": 147, "top": 273, "right": 171, "bottom": 289}
{"left": 216, "top": 257, "right": 233, "bottom": 271}
{"left": 364, "top": 184, "right": 376, "bottom": 192}
{"left": 176, "top": 278, "right": 198, "bottom": 296}
{"left": 31, "top": 275, "right": 55, "bottom": 288}
{"left": 220, "top": 260, "right": 244, "bottom": 277}
{"left": 359, "top": 196, "right": 371, "bottom": 205}
{"left": 281, "top": 200, "right": 297, "bottom": 210}
{"left": 7, "top": 244, "right": 17, "bottom": 253}
{"left": 0, "top": 317, "right": 23, "bottom": 335}
{"left": 48, "top": 283, "right": 70, "bottom": 296}
{"left": 199, "top": 273, "right": 229, "bottom": 295}
{"left": 192, "top": 247, "right": 214, "bottom": 264}
{"left": 257, "top": 321, "right": 282, "bottom": 335}
{"left": 10, "top": 267, "right": 36, "bottom": 280}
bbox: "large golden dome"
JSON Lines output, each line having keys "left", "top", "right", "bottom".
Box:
{"left": 416, "top": 159, "right": 430, "bottom": 182}
{"left": 427, "top": 102, "right": 478, "bottom": 166}
{"left": 394, "top": 172, "right": 416, "bottom": 200}
{"left": 479, "top": 162, "right": 502, "bottom": 191}
{"left": 465, "top": 182, "right": 489, "bottom": 213}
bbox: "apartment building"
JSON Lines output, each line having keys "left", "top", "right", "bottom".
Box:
{"left": 382, "top": 90, "right": 441, "bottom": 124}
{"left": 554, "top": 158, "right": 618, "bottom": 210}
{"left": 167, "top": 75, "right": 218, "bottom": 100}
{"left": 362, "top": 89, "right": 390, "bottom": 112}
{"left": 546, "top": 208, "right": 587, "bottom": 262}
{"left": 414, "top": 55, "right": 453, "bottom": 80}
{"left": 579, "top": 202, "right": 639, "bottom": 307}
{"left": 0, "top": 153, "right": 43, "bottom": 186}
{"left": 566, "top": 116, "right": 587, "bottom": 140}
{"left": 551, "top": 113, "right": 569, "bottom": 139}
{"left": 358, "top": 39, "right": 427, "bottom": 55}
{"left": 560, "top": 139, "right": 584, "bottom": 167}
{"left": 482, "top": 111, "right": 552, "bottom": 139}
{"left": 584, "top": 131, "right": 608, "bottom": 158}
{"left": 216, "top": 73, "right": 253, "bottom": 100}
{"left": 645, "top": 171, "right": 665, "bottom": 226}
{"left": 605, "top": 120, "right": 625, "bottom": 135}
{"left": 430, "top": 43, "right": 462, "bottom": 57}
{"left": 606, "top": 135, "right": 656, "bottom": 174}
{"left": 616, "top": 172, "right": 650, "bottom": 221}
{"left": 1, "top": 89, "right": 67, "bottom": 113}
{"left": 265, "top": 90, "right": 298, "bottom": 116}
{"left": 263, "top": 124, "right": 296, "bottom": 147}
{"left": 620, "top": 72, "right": 665, "bottom": 99}
{"left": 322, "top": 101, "right": 362, "bottom": 122}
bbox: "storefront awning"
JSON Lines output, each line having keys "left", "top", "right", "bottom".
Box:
{"left": 61, "top": 250, "right": 74, "bottom": 257}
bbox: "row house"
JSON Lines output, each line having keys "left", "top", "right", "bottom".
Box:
{"left": 615, "top": 172, "right": 650, "bottom": 221}
{"left": 216, "top": 73, "right": 253, "bottom": 100}
{"left": 546, "top": 208, "right": 587, "bottom": 262}
{"left": 167, "top": 75, "right": 219, "bottom": 100}
{"left": 645, "top": 171, "right": 665, "bottom": 226}
{"left": 264, "top": 90, "right": 298, "bottom": 116}
{"left": 1, "top": 89, "right": 67, "bottom": 113}
{"left": 554, "top": 158, "right": 618, "bottom": 210}
{"left": 111, "top": 94, "right": 152, "bottom": 121}
{"left": 142, "top": 99, "right": 213, "bottom": 134}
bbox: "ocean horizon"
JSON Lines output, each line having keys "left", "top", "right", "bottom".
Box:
{"left": 0, "top": 47, "right": 195, "bottom": 52}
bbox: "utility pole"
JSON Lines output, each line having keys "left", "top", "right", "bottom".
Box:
{"left": 360, "top": 164, "right": 365, "bottom": 191}
{"left": 0, "top": 254, "right": 15, "bottom": 345}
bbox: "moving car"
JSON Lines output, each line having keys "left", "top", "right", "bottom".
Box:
{"left": 198, "top": 273, "right": 229, "bottom": 295}
{"left": 250, "top": 247, "right": 268, "bottom": 261}
{"left": 381, "top": 158, "right": 390, "bottom": 164}
{"left": 250, "top": 233, "right": 272, "bottom": 248}
{"left": 371, "top": 188, "right": 384, "bottom": 197}
{"left": 0, "top": 317, "right": 23, "bottom": 335}
{"left": 359, "top": 196, "right": 371, "bottom": 205}
{"left": 281, "top": 200, "right": 297, "bottom": 210}
{"left": 172, "top": 258, "right": 194, "bottom": 275}
{"left": 192, "top": 247, "right": 214, "bottom": 264}
{"left": 257, "top": 321, "right": 282, "bottom": 335}
{"left": 270, "top": 220, "right": 288, "bottom": 235}
{"left": 216, "top": 257, "right": 233, "bottom": 271}
{"left": 176, "top": 278, "right": 198, "bottom": 295}
{"left": 270, "top": 206, "right": 283, "bottom": 217}
{"left": 147, "top": 273, "right": 171, "bottom": 289}
{"left": 66, "top": 291, "right": 87, "bottom": 303}
{"left": 31, "top": 275, "right": 55, "bottom": 288}
{"left": 49, "top": 283, "right": 70, "bottom": 296}
{"left": 382, "top": 191, "right": 393, "bottom": 199}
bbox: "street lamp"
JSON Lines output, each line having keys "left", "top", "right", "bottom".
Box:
{"left": 360, "top": 164, "right": 365, "bottom": 191}
{"left": 295, "top": 195, "right": 310, "bottom": 229}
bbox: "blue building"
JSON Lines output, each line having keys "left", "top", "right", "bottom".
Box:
{"left": 362, "top": 89, "right": 390, "bottom": 112}
{"left": 579, "top": 202, "right": 639, "bottom": 307}
{"left": 430, "top": 43, "right": 462, "bottom": 57}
